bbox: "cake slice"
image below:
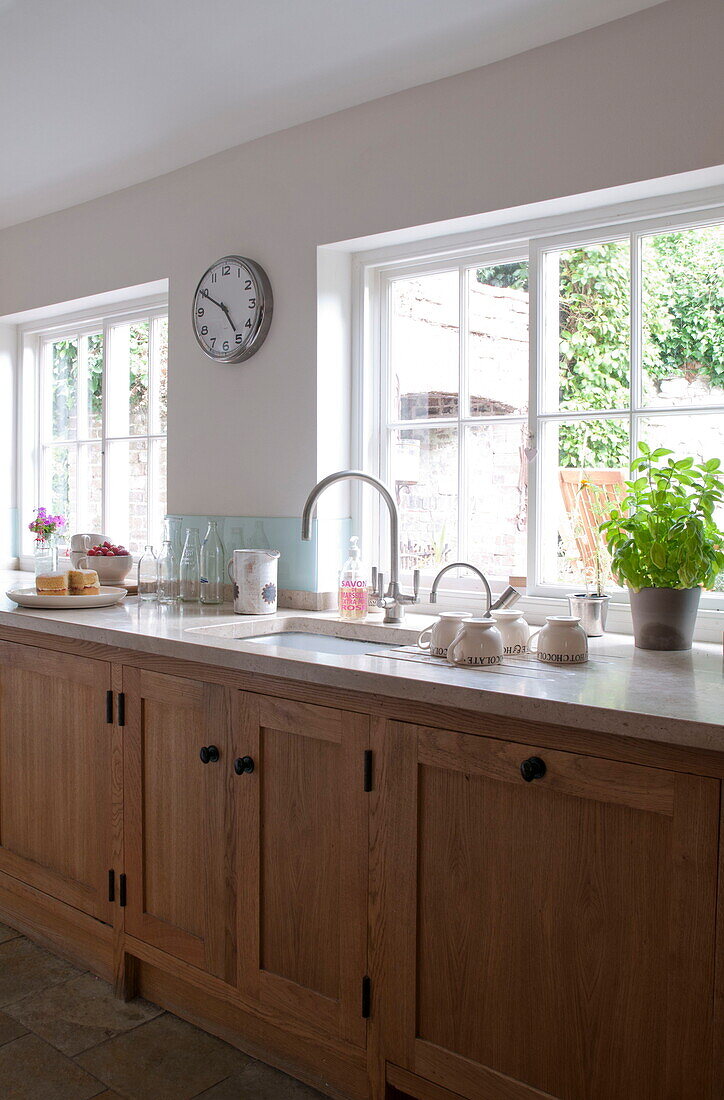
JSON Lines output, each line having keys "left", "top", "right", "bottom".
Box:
{"left": 69, "top": 569, "right": 101, "bottom": 595}
{"left": 36, "top": 571, "right": 70, "bottom": 596}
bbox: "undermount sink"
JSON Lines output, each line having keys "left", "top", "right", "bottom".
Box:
{"left": 185, "top": 615, "right": 421, "bottom": 655}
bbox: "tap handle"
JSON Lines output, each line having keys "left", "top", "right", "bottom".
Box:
{"left": 376, "top": 571, "right": 385, "bottom": 598}
{"left": 371, "top": 566, "right": 377, "bottom": 592}
{"left": 412, "top": 569, "right": 420, "bottom": 599}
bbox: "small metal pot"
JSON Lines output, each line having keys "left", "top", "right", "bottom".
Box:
{"left": 628, "top": 586, "right": 701, "bottom": 650}
{"left": 567, "top": 593, "right": 610, "bottom": 637}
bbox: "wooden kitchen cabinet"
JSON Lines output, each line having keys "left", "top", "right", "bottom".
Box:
{"left": 377, "top": 722, "right": 719, "bottom": 1100}
{"left": 0, "top": 641, "right": 115, "bottom": 923}
{"left": 234, "top": 691, "right": 370, "bottom": 1048}
{"left": 122, "top": 668, "right": 237, "bottom": 983}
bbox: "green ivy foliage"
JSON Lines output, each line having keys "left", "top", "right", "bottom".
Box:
{"left": 599, "top": 443, "right": 724, "bottom": 590}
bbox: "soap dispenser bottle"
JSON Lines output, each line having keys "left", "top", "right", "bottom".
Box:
{"left": 339, "top": 537, "right": 369, "bottom": 622}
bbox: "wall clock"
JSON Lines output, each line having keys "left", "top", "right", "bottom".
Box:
{"left": 192, "top": 255, "right": 273, "bottom": 363}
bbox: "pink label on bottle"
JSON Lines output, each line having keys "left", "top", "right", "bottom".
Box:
{"left": 340, "top": 579, "right": 368, "bottom": 614}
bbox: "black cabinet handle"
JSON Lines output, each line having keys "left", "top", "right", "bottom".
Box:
{"left": 199, "top": 745, "right": 220, "bottom": 764}
{"left": 520, "top": 756, "right": 546, "bottom": 782}
{"left": 234, "top": 755, "right": 254, "bottom": 775}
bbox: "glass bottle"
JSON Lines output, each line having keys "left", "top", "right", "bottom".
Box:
{"left": 200, "top": 520, "right": 226, "bottom": 604}
{"left": 179, "top": 528, "right": 201, "bottom": 602}
{"left": 34, "top": 536, "right": 58, "bottom": 577}
{"left": 137, "top": 545, "right": 158, "bottom": 601}
{"left": 338, "top": 536, "right": 369, "bottom": 622}
{"left": 157, "top": 529, "right": 179, "bottom": 603}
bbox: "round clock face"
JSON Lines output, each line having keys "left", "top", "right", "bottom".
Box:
{"left": 192, "top": 256, "right": 272, "bottom": 363}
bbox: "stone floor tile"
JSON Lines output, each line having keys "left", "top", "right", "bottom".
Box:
{"left": 195, "top": 1060, "right": 327, "bottom": 1099}
{"left": 0, "top": 1033, "right": 106, "bottom": 1099}
{"left": 5, "top": 971, "right": 163, "bottom": 1056}
{"left": 0, "top": 937, "right": 82, "bottom": 1007}
{"left": 0, "top": 1008, "right": 27, "bottom": 1047}
{"left": 76, "top": 1013, "right": 251, "bottom": 1099}
{"left": 0, "top": 920, "right": 21, "bottom": 944}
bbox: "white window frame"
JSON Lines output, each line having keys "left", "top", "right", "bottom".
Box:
{"left": 354, "top": 193, "right": 724, "bottom": 629}
{"left": 18, "top": 293, "right": 168, "bottom": 567}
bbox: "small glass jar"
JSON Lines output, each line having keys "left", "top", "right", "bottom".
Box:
{"left": 200, "top": 520, "right": 226, "bottom": 605}
{"left": 180, "top": 528, "right": 201, "bottom": 602}
{"left": 34, "top": 536, "right": 58, "bottom": 577}
{"left": 137, "top": 545, "right": 158, "bottom": 601}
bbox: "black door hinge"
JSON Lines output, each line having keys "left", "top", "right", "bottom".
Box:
{"left": 361, "top": 975, "right": 371, "bottom": 1019}
{"left": 119, "top": 873, "right": 127, "bottom": 907}
{"left": 117, "top": 693, "right": 126, "bottom": 727}
{"left": 108, "top": 869, "right": 115, "bottom": 903}
{"left": 363, "top": 750, "right": 373, "bottom": 792}
{"left": 106, "top": 690, "right": 114, "bottom": 724}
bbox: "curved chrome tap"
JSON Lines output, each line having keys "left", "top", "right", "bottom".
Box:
{"left": 301, "top": 469, "right": 418, "bottom": 623}
{"left": 429, "top": 561, "right": 493, "bottom": 617}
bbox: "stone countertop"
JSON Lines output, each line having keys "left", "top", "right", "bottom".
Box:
{"left": 0, "top": 571, "right": 722, "bottom": 754}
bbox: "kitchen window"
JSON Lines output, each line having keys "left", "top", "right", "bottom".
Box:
{"left": 22, "top": 300, "right": 168, "bottom": 557}
{"left": 361, "top": 207, "right": 724, "bottom": 608}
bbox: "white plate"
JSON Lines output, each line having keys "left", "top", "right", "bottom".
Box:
{"left": 6, "top": 585, "right": 128, "bottom": 609}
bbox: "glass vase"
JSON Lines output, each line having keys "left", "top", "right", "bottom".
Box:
{"left": 34, "top": 536, "right": 58, "bottom": 577}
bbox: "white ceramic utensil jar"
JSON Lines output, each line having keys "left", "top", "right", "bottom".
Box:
{"left": 227, "top": 549, "right": 280, "bottom": 615}
{"left": 490, "top": 608, "right": 530, "bottom": 656}
{"left": 528, "top": 615, "right": 588, "bottom": 664}
{"left": 446, "top": 618, "right": 503, "bottom": 668}
{"left": 417, "top": 612, "right": 472, "bottom": 657}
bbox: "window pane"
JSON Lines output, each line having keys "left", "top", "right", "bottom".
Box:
{"left": 49, "top": 339, "right": 78, "bottom": 441}
{"left": 44, "top": 445, "right": 78, "bottom": 534}
{"left": 390, "top": 271, "right": 459, "bottom": 420}
{"left": 151, "top": 317, "right": 168, "bottom": 435}
{"left": 546, "top": 240, "right": 630, "bottom": 413}
{"left": 106, "top": 439, "right": 148, "bottom": 553}
{"left": 391, "top": 425, "right": 458, "bottom": 569}
{"left": 638, "top": 413, "right": 724, "bottom": 468}
{"left": 468, "top": 263, "right": 528, "bottom": 416}
{"left": 149, "top": 437, "right": 168, "bottom": 548}
{"left": 106, "top": 321, "right": 149, "bottom": 437}
{"left": 540, "top": 418, "right": 629, "bottom": 586}
{"left": 80, "top": 333, "right": 103, "bottom": 440}
{"left": 466, "top": 422, "right": 527, "bottom": 577}
{"left": 642, "top": 225, "right": 724, "bottom": 407}
{"left": 76, "top": 442, "right": 103, "bottom": 533}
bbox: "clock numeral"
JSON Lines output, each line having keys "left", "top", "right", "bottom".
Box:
{"left": 197, "top": 307, "right": 204, "bottom": 316}
{"left": 200, "top": 325, "right": 208, "bottom": 335}
{"left": 211, "top": 272, "right": 217, "bottom": 283}
{"left": 222, "top": 264, "right": 230, "bottom": 276}
{"left": 236, "top": 333, "right": 243, "bottom": 343}
{"left": 248, "top": 298, "right": 256, "bottom": 308}
{"left": 244, "top": 280, "right": 252, "bottom": 290}
{"left": 245, "top": 318, "right": 252, "bottom": 328}
{"left": 223, "top": 341, "right": 229, "bottom": 351}
{"left": 210, "top": 337, "right": 216, "bottom": 347}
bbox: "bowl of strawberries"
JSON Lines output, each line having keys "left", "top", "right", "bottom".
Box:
{"left": 81, "top": 540, "right": 133, "bottom": 584}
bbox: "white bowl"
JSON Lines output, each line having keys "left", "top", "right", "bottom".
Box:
{"left": 81, "top": 554, "right": 133, "bottom": 584}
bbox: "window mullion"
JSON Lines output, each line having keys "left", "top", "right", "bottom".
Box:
{"left": 101, "top": 320, "right": 110, "bottom": 536}
{"left": 630, "top": 230, "right": 642, "bottom": 466}
{"left": 458, "top": 265, "right": 467, "bottom": 562}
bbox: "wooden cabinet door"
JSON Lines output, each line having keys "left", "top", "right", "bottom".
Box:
{"left": 380, "top": 723, "right": 719, "bottom": 1100}
{"left": 123, "top": 668, "right": 235, "bottom": 983}
{"left": 235, "top": 692, "right": 369, "bottom": 1048}
{"left": 0, "top": 641, "right": 114, "bottom": 923}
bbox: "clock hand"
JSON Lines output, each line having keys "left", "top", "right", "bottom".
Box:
{"left": 202, "top": 289, "right": 236, "bottom": 331}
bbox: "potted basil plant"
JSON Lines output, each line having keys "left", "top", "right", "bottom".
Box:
{"left": 599, "top": 444, "right": 724, "bottom": 650}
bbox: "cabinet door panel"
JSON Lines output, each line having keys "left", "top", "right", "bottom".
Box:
{"left": 384, "top": 723, "right": 718, "bottom": 1100}
{"left": 123, "top": 669, "right": 235, "bottom": 982}
{"left": 0, "top": 642, "right": 113, "bottom": 922}
{"left": 235, "top": 692, "right": 368, "bottom": 1048}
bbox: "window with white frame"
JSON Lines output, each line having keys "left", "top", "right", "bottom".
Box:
{"left": 25, "top": 302, "right": 168, "bottom": 556}
{"left": 365, "top": 209, "right": 724, "bottom": 604}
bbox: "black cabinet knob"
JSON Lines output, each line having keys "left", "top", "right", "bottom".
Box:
{"left": 234, "top": 755, "right": 254, "bottom": 775}
{"left": 199, "top": 745, "right": 220, "bottom": 764}
{"left": 520, "top": 756, "right": 546, "bottom": 782}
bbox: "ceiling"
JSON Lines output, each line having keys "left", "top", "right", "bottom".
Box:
{"left": 0, "top": 0, "right": 667, "bottom": 230}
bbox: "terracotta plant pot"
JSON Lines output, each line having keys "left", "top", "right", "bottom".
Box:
{"left": 628, "top": 586, "right": 701, "bottom": 651}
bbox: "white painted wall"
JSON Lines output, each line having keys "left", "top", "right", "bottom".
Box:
{"left": 0, "top": 0, "right": 723, "bottom": 522}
